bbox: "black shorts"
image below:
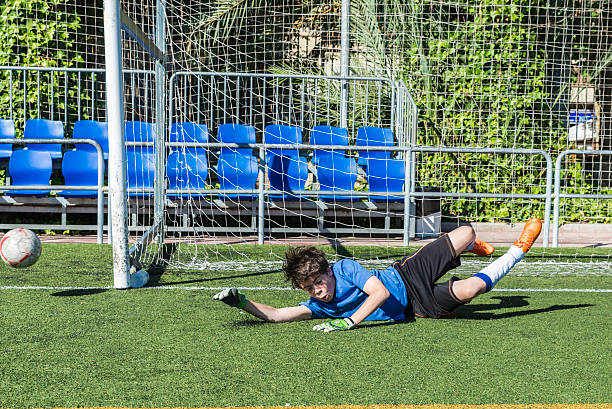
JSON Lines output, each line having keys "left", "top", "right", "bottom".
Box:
{"left": 393, "top": 234, "right": 465, "bottom": 318}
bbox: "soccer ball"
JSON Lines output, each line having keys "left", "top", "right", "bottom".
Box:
{"left": 0, "top": 228, "right": 42, "bottom": 268}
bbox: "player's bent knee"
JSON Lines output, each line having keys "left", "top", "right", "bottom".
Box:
{"left": 452, "top": 276, "right": 486, "bottom": 301}
{"left": 448, "top": 225, "right": 476, "bottom": 255}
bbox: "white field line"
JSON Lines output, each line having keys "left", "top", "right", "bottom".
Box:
{"left": 0, "top": 285, "right": 610, "bottom": 293}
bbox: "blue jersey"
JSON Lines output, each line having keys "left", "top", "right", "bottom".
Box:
{"left": 299, "top": 259, "right": 408, "bottom": 321}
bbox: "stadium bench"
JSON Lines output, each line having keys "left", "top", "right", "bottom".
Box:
{"left": 167, "top": 149, "right": 209, "bottom": 200}
{"left": 171, "top": 122, "right": 209, "bottom": 144}
{"left": 365, "top": 158, "right": 405, "bottom": 202}
{"left": 125, "top": 121, "right": 155, "bottom": 155}
{"left": 267, "top": 153, "right": 309, "bottom": 200}
{"left": 316, "top": 154, "right": 359, "bottom": 201}
{"left": 216, "top": 151, "right": 258, "bottom": 201}
{"left": 126, "top": 149, "right": 155, "bottom": 199}
{"left": 217, "top": 123, "right": 256, "bottom": 157}
{"left": 167, "top": 122, "right": 210, "bottom": 200}
{"left": 264, "top": 124, "right": 310, "bottom": 200}
{"left": 264, "top": 124, "right": 303, "bottom": 162}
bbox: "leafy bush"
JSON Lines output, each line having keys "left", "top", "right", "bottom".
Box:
{"left": 0, "top": 0, "right": 84, "bottom": 127}
{"left": 395, "top": 0, "right": 610, "bottom": 223}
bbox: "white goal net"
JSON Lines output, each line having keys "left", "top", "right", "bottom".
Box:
{"left": 0, "top": 0, "right": 610, "bottom": 280}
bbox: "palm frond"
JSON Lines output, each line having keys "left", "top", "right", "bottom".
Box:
{"left": 194, "top": 0, "right": 256, "bottom": 42}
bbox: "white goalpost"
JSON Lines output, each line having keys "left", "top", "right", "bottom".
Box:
{"left": 104, "top": 0, "right": 167, "bottom": 288}
{"left": 104, "top": 0, "right": 130, "bottom": 288}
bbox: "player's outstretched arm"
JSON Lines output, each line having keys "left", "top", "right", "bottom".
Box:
{"left": 350, "top": 275, "right": 390, "bottom": 324}
{"left": 213, "top": 288, "right": 312, "bottom": 323}
{"left": 312, "top": 275, "right": 390, "bottom": 332}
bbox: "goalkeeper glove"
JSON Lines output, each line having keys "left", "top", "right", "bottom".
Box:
{"left": 312, "top": 317, "right": 355, "bottom": 332}
{"left": 212, "top": 287, "right": 247, "bottom": 309}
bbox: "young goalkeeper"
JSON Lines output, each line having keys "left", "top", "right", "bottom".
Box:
{"left": 213, "top": 218, "right": 542, "bottom": 332}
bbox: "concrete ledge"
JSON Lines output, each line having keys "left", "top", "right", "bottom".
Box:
{"left": 441, "top": 222, "right": 611, "bottom": 248}
{"left": 443, "top": 221, "right": 612, "bottom": 234}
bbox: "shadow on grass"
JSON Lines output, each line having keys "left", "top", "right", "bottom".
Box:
{"left": 51, "top": 288, "right": 109, "bottom": 296}
{"left": 448, "top": 295, "right": 594, "bottom": 320}
{"left": 327, "top": 238, "right": 353, "bottom": 259}
{"left": 228, "top": 320, "right": 269, "bottom": 327}
{"left": 357, "top": 318, "right": 415, "bottom": 329}
{"left": 149, "top": 268, "right": 283, "bottom": 286}
{"left": 228, "top": 317, "right": 415, "bottom": 330}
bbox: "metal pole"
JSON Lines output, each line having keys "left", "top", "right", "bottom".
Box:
{"left": 104, "top": 0, "right": 130, "bottom": 289}
{"left": 257, "top": 146, "right": 265, "bottom": 245}
{"left": 409, "top": 95, "right": 418, "bottom": 239}
{"left": 403, "top": 146, "right": 412, "bottom": 247}
{"left": 542, "top": 153, "right": 553, "bottom": 248}
{"left": 95, "top": 143, "right": 105, "bottom": 244}
{"left": 154, "top": 0, "right": 167, "bottom": 242}
{"left": 552, "top": 153, "right": 562, "bottom": 248}
{"left": 339, "top": 0, "right": 350, "bottom": 129}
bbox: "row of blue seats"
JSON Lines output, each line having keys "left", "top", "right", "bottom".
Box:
{"left": 165, "top": 123, "right": 402, "bottom": 201}
{"left": 0, "top": 119, "right": 396, "bottom": 163}
{"left": 1, "top": 119, "right": 405, "bottom": 201}
{"left": 0, "top": 118, "right": 107, "bottom": 160}
{"left": 2, "top": 148, "right": 404, "bottom": 201}
{"left": 4, "top": 147, "right": 405, "bottom": 201}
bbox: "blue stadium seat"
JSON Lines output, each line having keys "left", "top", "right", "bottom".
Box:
{"left": 126, "top": 149, "right": 155, "bottom": 199}
{"left": 0, "top": 119, "right": 15, "bottom": 159}
{"left": 6, "top": 149, "right": 52, "bottom": 197}
{"left": 125, "top": 121, "right": 155, "bottom": 155}
{"left": 24, "top": 119, "right": 64, "bottom": 159}
{"left": 356, "top": 126, "right": 394, "bottom": 167}
{"left": 268, "top": 154, "right": 309, "bottom": 200}
{"left": 168, "top": 122, "right": 210, "bottom": 199}
{"left": 264, "top": 124, "right": 302, "bottom": 163}
{"left": 167, "top": 149, "right": 209, "bottom": 199}
{"left": 366, "top": 158, "right": 405, "bottom": 202}
{"left": 217, "top": 123, "right": 255, "bottom": 156}
{"left": 125, "top": 121, "right": 155, "bottom": 142}
{"left": 317, "top": 154, "right": 359, "bottom": 201}
{"left": 216, "top": 152, "right": 258, "bottom": 200}
{"left": 60, "top": 150, "right": 104, "bottom": 198}
{"left": 72, "top": 120, "right": 109, "bottom": 160}
{"left": 310, "top": 125, "right": 349, "bottom": 165}
{"left": 170, "top": 122, "right": 209, "bottom": 144}
{"left": 264, "top": 124, "right": 309, "bottom": 199}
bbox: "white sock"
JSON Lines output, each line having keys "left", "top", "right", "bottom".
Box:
{"left": 473, "top": 245, "right": 524, "bottom": 291}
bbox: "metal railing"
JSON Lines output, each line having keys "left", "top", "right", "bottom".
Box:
{"left": 2, "top": 138, "right": 609, "bottom": 248}
{"left": 133, "top": 142, "right": 553, "bottom": 246}
{"left": 553, "top": 149, "right": 612, "bottom": 247}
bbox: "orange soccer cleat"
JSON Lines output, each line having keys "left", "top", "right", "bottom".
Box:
{"left": 468, "top": 239, "right": 495, "bottom": 256}
{"left": 513, "top": 218, "right": 543, "bottom": 253}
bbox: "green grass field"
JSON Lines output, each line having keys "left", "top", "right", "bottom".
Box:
{"left": 0, "top": 243, "right": 611, "bottom": 408}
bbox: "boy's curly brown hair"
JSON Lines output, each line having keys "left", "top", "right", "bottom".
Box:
{"left": 283, "top": 246, "right": 329, "bottom": 288}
